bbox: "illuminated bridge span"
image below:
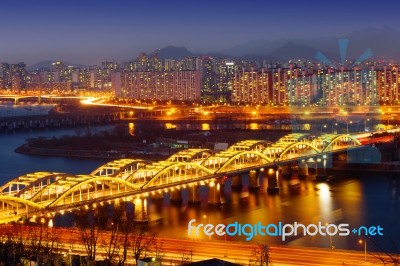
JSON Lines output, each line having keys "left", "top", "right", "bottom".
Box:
{"left": 0, "top": 133, "right": 363, "bottom": 224}
{"left": 0, "top": 94, "right": 151, "bottom": 110}
{"left": 0, "top": 94, "right": 93, "bottom": 105}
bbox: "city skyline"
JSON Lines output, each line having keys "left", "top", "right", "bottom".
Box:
{"left": 1, "top": 0, "right": 400, "bottom": 65}
{"left": 1, "top": 1, "right": 400, "bottom": 265}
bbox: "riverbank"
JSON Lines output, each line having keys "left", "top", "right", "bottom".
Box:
{"left": 15, "top": 143, "right": 172, "bottom": 160}
{"left": 330, "top": 161, "right": 400, "bottom": 174}
{"left": 14, "top": 128, "right": 291, "bottom": 160}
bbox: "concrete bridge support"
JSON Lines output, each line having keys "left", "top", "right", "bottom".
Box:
{"left": 267, "top": 167, "right": 280, "bottom": 194}
{"left": 289, "top": 164, "right": 301, "bottom": 191}
{"left": 281, "top": 165, "right": 292, "bottom": 178}
{"left": 208, "top": 179, "right": 221, "bottom": 205}
{"left": 133, "top": 198, "right": 148, "bottom": 221}
{"left": 248, "top": 169, "right": 260, "bottom": 189}
{"left": 230, "top": 174, "right": 243, "bottom": 189}
{"left": 298, "top": 161, "right": 309, "bottom": 179}
{"left": 188, "top": 184, "right": 201, "bottom": 204}
{"left": 316, "top": 156, "right": 328, "bottom": 181}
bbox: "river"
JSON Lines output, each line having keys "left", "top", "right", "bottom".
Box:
{"left": 0, "top": 121, "right": 399, "bottom": 255}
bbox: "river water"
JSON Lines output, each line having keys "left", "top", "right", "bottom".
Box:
{"left": 0, "top": 119, "right": 399, "bottom": 254}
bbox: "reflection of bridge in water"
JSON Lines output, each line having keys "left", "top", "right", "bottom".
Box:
{"left": 0, "top": 133, "right": 365, "bottom": 224}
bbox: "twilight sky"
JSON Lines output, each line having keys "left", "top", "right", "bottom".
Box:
{"left": 0, "top": 0, "right": 399, "bottom": 65}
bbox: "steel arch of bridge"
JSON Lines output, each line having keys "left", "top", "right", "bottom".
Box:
{"left": 0, "top": 172, "right": 71, "bottom": 198}
{"left": 28, "top": 175, "right": 141, "bottom": 204}
{"left": 49, "top": 176, "right": 142, "bottom": 207}
{"left": 0, "top": 172, "right": 59, "bottom": 193}
{"left": 227, "top": 140, "right": 271, "bottom": 152}
{"left": 90, "top": 159, "right": 146, "bottom": 177}
{"left": 215, "top": 151, "right": 274, "bottom": 173}
{"left": 141, "top": 162, "right": 214, "bottom": 189}
{"left": 29, "top": 175, "right": 95, "bottom": 203}
{"left": 275, "top": 142, "right": 321, "bottom": 162}
{"left": 167, "top": 149, "right": 213, "bottom": 163}
{"left": 322, "top": 134, "right": 361, "bottom": 152}
{"left": 0, "top": 195, "right": 44, "bottom": 211}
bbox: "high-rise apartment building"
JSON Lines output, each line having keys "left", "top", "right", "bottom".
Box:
{"left": 1, "top": 63, "right": 11, "bottom": 89}
{"left": 376, "top": 66, "right": 400, "bottom": 104}
{"left": 120, "top": 70, "right": 201, "bottom": 101}
{"left": 317, "top": 67, "right": 378, "bottom": 106}
{"left": 232, "top": 68, "right": 271, "bottom": 104}
{"left": 286, "top": 72, "right": 317, "bottom": 106}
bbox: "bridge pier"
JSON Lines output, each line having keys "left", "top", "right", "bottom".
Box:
{"left": 133, "top": 198, "right": 148, "bottom": 221}
{"left": 188, "top": 184, "right": 201, "bottom": 204}
{"left": 208, "top": 179, "right": 221, "bottom": 205}
{"left": 289, "top": 164, "right": 301, "bottom": 191}
{"left": 151, "top": 191, "right": 164, "bottom": 200}
{"left": 248, "top": 170, "right": 260, "bottom": 189}
{"left": 169, "top": 189, "right": 182, "bottom": 203}
{"left": 315, "top": 156, "right": 328, "bottom": 181}
{"left": 298, "top": 161, "right": 309, "bottom": 179}
{"left": 230, "top": 174, "right": 243, "bottom": 189}
{"left": 267, "top": 167, "right": 280, "bottom": 194}
{"left": 281, "top": 165, "right": 292, "bottom": 178}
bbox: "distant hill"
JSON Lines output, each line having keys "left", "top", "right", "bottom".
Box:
{"left": 28, "top": 26, "right": 400, "bottom": 67}
{"left": 27, "top": 60, "right": 88, "bottom": 71}
{"left": 152, "top": 43, "right": 336, "bottom": 62}
{"left": 343, "top": 26, "right": 400, "bottom": 59}
{"left": 153, "top": 46, "right": 194, "bottom": 60}
{"left": 217, "top": 26, "right": 400, "bottom": 62}
{"left": 269, "top": 42, "right": 340, "bottom": 61}
{"left": 221, "top": 39, "right": 289, "bottom": 56}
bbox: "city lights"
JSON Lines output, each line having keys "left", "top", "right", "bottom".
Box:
{"left": 1, "top": 2, "right": 400, "bottom": 265}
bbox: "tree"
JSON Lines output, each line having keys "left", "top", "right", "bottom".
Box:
{"left": 369, "top": 237, "right": 400, "bottom": 265}
{"left": 152, "top": 239, "right": 165, "bottom": 263}
{"left": 114, "top": 202, "right": 157, "bottom": 265}
{"left": 130, "top": 222, "right": 157, "bottom": 263}
{"left": 249, "top": 243, "right": 272, "bottom": 266}
{"left": 74, "top": 201, "right": 159, "bottom": 266}
{"left": 75, "top": 207, "right": 101, "bottom": 266}
{"left": 41, "top": 224, "right": 61, "bottom": 263}
{"left": 0, "top": 220, "right": 62, "bottom": 265}
{"left": 25, "top": 219, "right": 47, "bottom": 260}
{"left": 180, "top": 249, "right": 191, "bottom": 265}
{"left": 0, "top": 224, "right": 25, "bottom": 265}
{"left": 101, "top": 220, "right": 121, "bottom": 265}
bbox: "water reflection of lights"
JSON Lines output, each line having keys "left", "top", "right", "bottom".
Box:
{"left": 316, "top": 183, "right": 331, "bottom": 199}
{"left": 128, "top": 123, "right": 135, "bottom": 136}
{"left": 201, "top": 123, "right": 210, "bottom": 131}
{"left": 302, "top": 123, "right": 311, "bottom": 130}
{"left": 316, "top": 183, "right": 333, "bottom": 221}
{"left": 165, "top": 123, "right": 176, "bottom": 129}
{"left": 250, "top": 123, "right": 259, "bottom": 130}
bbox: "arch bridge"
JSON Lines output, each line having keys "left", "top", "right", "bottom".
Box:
{"left": 0, "top": 133, "right": 363, "bottom": 224}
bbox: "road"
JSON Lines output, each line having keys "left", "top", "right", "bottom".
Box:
{"left": 0, "top": 225, "right": 396, "bottom": 265}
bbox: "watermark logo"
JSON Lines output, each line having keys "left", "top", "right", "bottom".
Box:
{"left": 188, "top": 219, "right": 383, "bottom": 241}
{"left": 315, "top": 38, "right": 373, "bottom": 67}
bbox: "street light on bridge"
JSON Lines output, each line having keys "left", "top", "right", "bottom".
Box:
{"left": 321, "top": 124, "right": 327, "bottom": 133}
{"left": 346, "top": 120, "right": 352, "bottom": 133}
{"left": 364, "top": 118, "right": 370, "bottom": 132}
{"left": 358, "top": 239, "right": 367, "bottom": 262}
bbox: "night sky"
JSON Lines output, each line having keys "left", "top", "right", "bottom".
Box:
{"left": 0, "top": 0, "right": 399, "bottom": 65}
